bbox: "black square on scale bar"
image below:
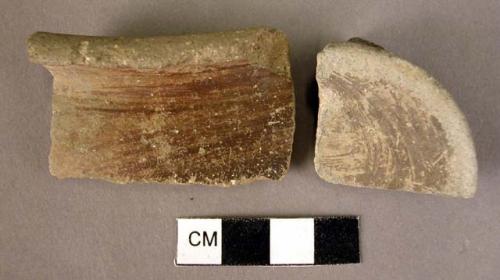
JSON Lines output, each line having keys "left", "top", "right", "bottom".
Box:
{"left": 222, "top": 218, "right": 270, "bottom": 265}
{"left": 314, "top": 217, "right": 360, "bottom": 264}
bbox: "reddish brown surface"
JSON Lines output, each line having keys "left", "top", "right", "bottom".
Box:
{"left": 48, "top": 62, "right": 294, "bottom": 185}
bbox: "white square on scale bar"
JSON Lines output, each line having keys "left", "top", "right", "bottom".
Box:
{"left": 270, "top": 218, "right": 315, "bottom": 265}
{"left": 176, "top": 219, "right": 222, "bottom": 265}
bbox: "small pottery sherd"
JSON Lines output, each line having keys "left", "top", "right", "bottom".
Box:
{"left": 28, "top": 28, "right": 295, "bottom": 186}
{"left": 314, "top": 38, "right": 477, "bottom": 198}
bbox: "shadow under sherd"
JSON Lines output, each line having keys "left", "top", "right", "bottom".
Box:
{"left": 290, "top": 76, "right": 319, "bottom": 168}
{"left": 288, "top": 57, "right": 321, "bottom": 168}
{"left": 307, "top": 78, "right": 320, "bottom": 131}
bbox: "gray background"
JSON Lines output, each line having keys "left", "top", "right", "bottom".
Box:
{"left": 1, "top": 0, "right": 499, "bottom": 279}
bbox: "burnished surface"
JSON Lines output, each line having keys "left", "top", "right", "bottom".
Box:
{"left": 315, "top": 40, "right": 477, "bottom": 198}
{"left": 28, "top": 28, "right": 295, "bottom": 185}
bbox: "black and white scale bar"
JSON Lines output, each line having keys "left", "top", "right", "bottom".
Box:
{"left": 176, "top": 217, "right": 359, "bottom": 266}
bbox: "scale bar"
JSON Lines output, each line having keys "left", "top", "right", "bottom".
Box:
{"left": 177, "top": 217, "right": 359, "bottom": 266}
